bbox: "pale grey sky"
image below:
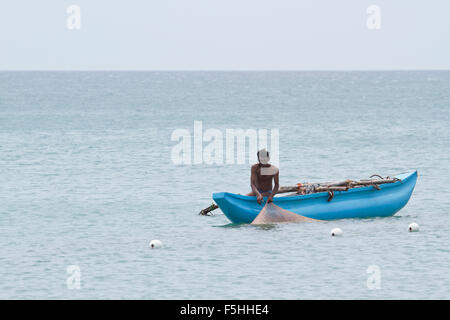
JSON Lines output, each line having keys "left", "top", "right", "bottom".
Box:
{"left": 1, "top": 0, "right": 449, "bottom": 70}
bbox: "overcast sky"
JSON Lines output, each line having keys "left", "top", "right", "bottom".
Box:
{"left": 1, "top": 0, "right": 449, "bottom": 70}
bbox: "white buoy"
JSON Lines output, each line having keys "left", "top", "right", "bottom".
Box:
{"left": 149, "top": 239, "right": 163, "bottom": 249}
{"left": 408, "top": 223, "right": 419, "bottom": 232}
{"left": 331, "top": 228, "right": 343, "bottom": 236}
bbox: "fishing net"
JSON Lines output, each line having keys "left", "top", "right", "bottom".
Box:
{"left": 251, "top": 202, "right": 317, "bottom": 225}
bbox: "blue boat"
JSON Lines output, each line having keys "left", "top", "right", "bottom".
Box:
{"left": 213, "top": 171, "right": 417, "bottom": 224}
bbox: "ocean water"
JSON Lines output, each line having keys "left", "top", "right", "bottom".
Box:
{"left": 0, "top": 71, "right": 449, "bottom": 299}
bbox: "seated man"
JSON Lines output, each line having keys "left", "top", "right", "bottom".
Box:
{"left": 246, "top": 149, "right": 279, "bottom": 204}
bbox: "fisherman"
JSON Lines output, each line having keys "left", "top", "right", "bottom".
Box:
{"left": 247, "top": 148, "right": 279, "bottom": 204}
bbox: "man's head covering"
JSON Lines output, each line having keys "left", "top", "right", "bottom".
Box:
{"left": 257, "top": 148, "right": 270, "bottom": 165}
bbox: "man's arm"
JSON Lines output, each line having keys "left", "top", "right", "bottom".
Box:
{"left": 250, "top": 165, "right": 264, "bottom": 204}
{"left": 268, "top": 170, "right": 279, "bottom": 202}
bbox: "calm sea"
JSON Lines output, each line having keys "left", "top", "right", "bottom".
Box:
{"left": 0, "top": 71, "right": 449, "bottom": 299}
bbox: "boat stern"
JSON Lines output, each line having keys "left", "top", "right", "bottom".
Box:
{"left": 213, "top": 192, "right": 260, "bottom": 224}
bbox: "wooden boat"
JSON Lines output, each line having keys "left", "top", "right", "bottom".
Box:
{"left": 212, "top": 171, "right": 417, "bottom": 224}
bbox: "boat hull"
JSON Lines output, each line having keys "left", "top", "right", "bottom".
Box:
{"left": 213, "top": 171, "right": 418, "bottom": 224}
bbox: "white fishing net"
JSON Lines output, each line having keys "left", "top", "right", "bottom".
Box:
{"left": 251, "top": 202, "right": 317, "bottom": 225}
